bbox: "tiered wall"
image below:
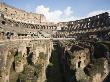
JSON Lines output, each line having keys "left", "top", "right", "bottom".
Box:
{"left": 0, "top": 3, "right": 46, "bottom": 24}
{"left": 55, "top": 12, "right": 110, "bottom": 40}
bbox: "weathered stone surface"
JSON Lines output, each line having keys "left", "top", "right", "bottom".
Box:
{"left": 59, "top": 40, "right": 110, "bottom": 82}
{"left": 0, "top": 2, "right": 110, "bottom": 82}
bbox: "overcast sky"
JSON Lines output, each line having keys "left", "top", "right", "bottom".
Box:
{"left": 1, "top": 0, "right": 110, "bottom": 22}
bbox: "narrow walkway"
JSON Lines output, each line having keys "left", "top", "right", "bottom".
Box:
{"left": 46, "top": 45, "right": 63, "bottom": 82}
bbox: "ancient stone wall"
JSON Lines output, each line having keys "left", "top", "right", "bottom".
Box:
{"left": 0, "top": 40, "right": 53, "bottom": 82}
{"left": 0, "top": 3, "right": 46, "bottom": 24}
{"left": 0, "top": 15, "right": 57, "bottom": 40}
{"left": 55, "top": 12, "right": 110, "bottom": 40}
{"left": 59, "top": 40, "right": 110, "bottom": 82}
{"left": 0, "top": 2, "right": 110, "bottom": 82}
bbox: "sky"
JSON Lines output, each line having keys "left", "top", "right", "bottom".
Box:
{"left": 1, "top": 0, "right": 110, "bottom": 22}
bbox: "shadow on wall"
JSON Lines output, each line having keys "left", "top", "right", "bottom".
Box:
{"left": 46, "top": 45, "right": 64, "bottom": 82}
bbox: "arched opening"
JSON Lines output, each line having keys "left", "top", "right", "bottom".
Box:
{"left": 1, "top": 21, "right": 6, "bottom": 25}
{"left": 78, "top": 61, "right": 81, "bottom": 68}
{"left": 26, "top": 47, "right": 30, "bottom": 56}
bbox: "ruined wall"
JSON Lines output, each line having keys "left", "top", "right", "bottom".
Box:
{"left": 59, "top": 41, "right": 110, "bottom": 82}
{"left": 0, "top": 3, "right": 46, "bottom": 24}
{"left": 0, "top": 2, "right": 110, "bottom": 82}
{"left": 0, "top": 40, "right": 53, "bottom": 82}
{"left": 55, "top": 12, "right": 110, "bottom": 40}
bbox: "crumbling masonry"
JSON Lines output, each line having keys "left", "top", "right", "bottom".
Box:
{"left": 0, "top": 3, "right": 110, "bottom": 82}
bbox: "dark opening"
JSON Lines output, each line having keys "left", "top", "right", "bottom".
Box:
{"left": 78, "top": 61, "right": 81, "bottom": 68}
{"left": 27, "top": 52, "right": 33, "bottom": 65}
{"left": 1, "top": 21, "right": 6, "bottom": 25}
{"left": 26, "top": 47, "right": 30, "bottom": 56}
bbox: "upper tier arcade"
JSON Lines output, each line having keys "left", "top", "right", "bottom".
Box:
{"left": 0, "top": 3, "right": 46, "bottom": 24}
{"left": 58, "top": 12, "right": 110, "bottom": 31}
{"left": 55, "top": 12, "right": 110, "bottom": 40}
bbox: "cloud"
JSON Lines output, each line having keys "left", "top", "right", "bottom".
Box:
{"left": 36, "top": 5, "right": 49, "bottom": 14}
{"left": 64, "top": 6, "right": 73, "bottom": 16}
{"left": 36, "top": 5, "right": 110, "bottom": 22}
{"left": 36, "top": 5, "right": 76, "bottom": 22}
{"left": 87, "top": 10, "right": 110, "bottom": 17}
{"left": 36, "top": 5, "right": 62, "bottom": 22}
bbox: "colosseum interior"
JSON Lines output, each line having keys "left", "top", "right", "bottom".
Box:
{"left": 0, "top": 2, "right": 110, "bottom": 82}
